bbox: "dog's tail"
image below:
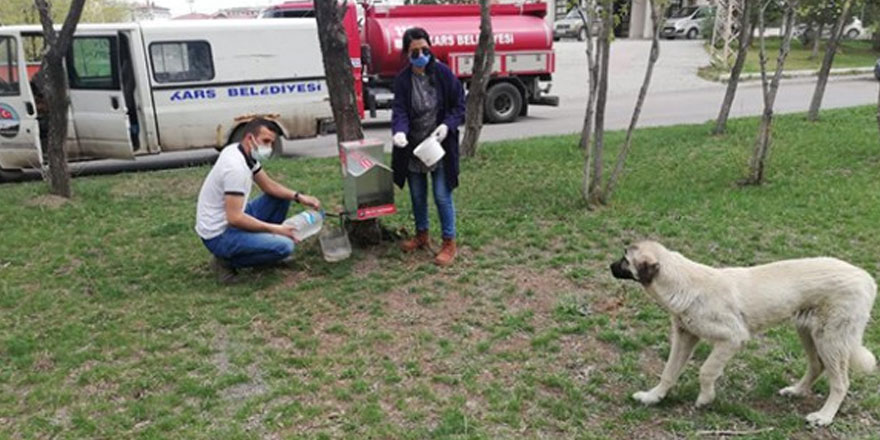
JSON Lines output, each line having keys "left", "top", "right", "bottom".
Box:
{"left": 851, "top": 346, "right": 877, "bottom": 374}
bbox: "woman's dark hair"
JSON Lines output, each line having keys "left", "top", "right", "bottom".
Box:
{"left": 401, "top": 27, "right": 431, "bottom": 59}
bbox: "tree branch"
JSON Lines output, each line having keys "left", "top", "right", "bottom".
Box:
{"left": 33, "top": 0, "right": 57, "bottom": 48}
{"left": 57, "top": 0, "right": 87, "bottom": 51}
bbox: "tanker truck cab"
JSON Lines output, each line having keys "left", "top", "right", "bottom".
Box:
{"left": 0, "top": 19, "right": 334, "bottom": 175}
{"left": 262, "top": 1, "right": 559, "bottom": 124}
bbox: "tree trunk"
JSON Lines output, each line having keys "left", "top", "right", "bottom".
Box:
{"left": 810, "top": 22, "right": 823, "bottom": 60}
{"left": 713, "top": 0, "right": 753, "bottom": 135}
{"left": 34, "top": 0, "right": 86, "bottom": 198}
{"left": 580, "top": 1, "right": 599, "bottom": 200}
{"left": 586, "top": 0, "right": 613, "bottom": 207}
{"left": 460, "top": 0, "right": 495, "bottom": 158}
{"left": 313, "top": 0, "right": 363, "bottom": 143}
{"left": 746, "top": 0, "right": 797, "bottom": 185}
{"left": 601, "top": 0, "right": 666, "bottom": 203}
{"left": 807, "top": 0, "right": 854, "bottom": 122}
{"left": 877, "top": 82, "right": 880, "bottom": 145}
{"left": 874, "top": 27, "right": 880, "bottom": 51}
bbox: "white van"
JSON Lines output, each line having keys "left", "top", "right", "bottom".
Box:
{"left": 0, "top": 19, "right": 333, "bottom": 175}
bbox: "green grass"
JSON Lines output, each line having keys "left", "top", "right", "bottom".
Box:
{"left": 702, "top": 37, "right": 880, "bottom": 78}
{"left": 1, "top": 106, "right": 880, "bottom": 438}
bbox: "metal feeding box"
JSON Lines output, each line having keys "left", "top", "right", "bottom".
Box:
{"left": 338, "top": 138, "right": 396, "bottom": 221}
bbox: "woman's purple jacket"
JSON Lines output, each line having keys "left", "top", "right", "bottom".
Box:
{"left": 391, "top": 60, "right": 466, "bottom": 190}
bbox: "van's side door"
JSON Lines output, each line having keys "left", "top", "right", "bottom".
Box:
{"left": 66, "top": 32, "right": 134, "bottom": 159}
{"left": 0, "top": 30, "right": 42, "bottom": 170}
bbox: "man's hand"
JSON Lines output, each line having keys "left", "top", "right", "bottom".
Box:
{"left": 297, "top": 194, "right": 321, "bottom": 211}
{"left": 432, "top": 124, "right": 449, "bottom": 142}
{"left": 271, "top": 224, "right": 298, "bottom": 242}
{"left": 393, "top": 132, "right": 408, "bottom": 148}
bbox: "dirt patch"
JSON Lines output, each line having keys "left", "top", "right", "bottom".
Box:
{"left": 32, "top": 351, "right": 55, "bottom": 372}
{"left": 25, "top": 194, "right": 70, "bottom": 209}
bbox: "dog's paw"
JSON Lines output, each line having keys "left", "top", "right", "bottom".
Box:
{"left": 779, "top": 385, "right": 810, "bottom": 398}
{"left": 632, "top": 390, "right": 662, "bottom": 405}
{"left": 695, "top": 393, "right": 715, "bottom": 408}
{"left": 805, "top": 411, "right": 834, "bottom": 427}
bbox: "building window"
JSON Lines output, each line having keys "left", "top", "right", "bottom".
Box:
{"left": 150, "top": 41, "right": 214, "bottom": 84}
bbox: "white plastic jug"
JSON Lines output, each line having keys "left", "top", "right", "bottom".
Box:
{"left": 413, "top": 135, "right": 445, "bottom": 168}
{"left": 283, "top": 210, "right": 324, "bottom": 242}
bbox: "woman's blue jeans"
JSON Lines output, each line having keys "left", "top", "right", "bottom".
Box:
{"left": 202, "top": 194, "right": 294, "bottom": 268}
{"left": 408, "top": 164, "right": 456, "bottom": 239}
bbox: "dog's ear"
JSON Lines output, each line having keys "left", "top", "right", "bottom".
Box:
{"left": 636, "top": 261, "right": 659, "bottom": 285}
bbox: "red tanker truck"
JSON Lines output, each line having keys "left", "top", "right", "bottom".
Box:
{"left": 261, "top": 1, "right": 559, "bottom": 123}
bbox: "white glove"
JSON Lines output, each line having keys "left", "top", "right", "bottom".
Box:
{"left": 432, "top": 124, "right": 449, "bottom": 142}
{"left": 392, "top": 132, "right": 408, "bottom": 148}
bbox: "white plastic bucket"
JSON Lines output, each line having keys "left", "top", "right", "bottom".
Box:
{"left": 413, "top": 136, "right": 445, "bottom": 168}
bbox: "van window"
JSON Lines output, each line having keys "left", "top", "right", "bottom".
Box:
{"left": 150, "top": 41, "right": 214, "bottom": 83}
{"left": 0, "top": 36, "right": 20, "bottom": 97}
{"left": 68, "top": 36, "right": 119, "bottom": 90}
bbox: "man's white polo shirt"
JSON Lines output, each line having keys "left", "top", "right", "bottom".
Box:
{"left": 195, "top": 144, "right": 262, "bottom": 240}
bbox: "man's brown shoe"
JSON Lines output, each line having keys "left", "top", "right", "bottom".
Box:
{"left": 434, "top": 238, "right": 456, "bottom": 266}
{"left": 401, "top": 230, "right": 430, "bottom": 253}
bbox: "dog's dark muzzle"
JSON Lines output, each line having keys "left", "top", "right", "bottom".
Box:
{"left": 610, "top": 258, "right": 636, "bottom": 281}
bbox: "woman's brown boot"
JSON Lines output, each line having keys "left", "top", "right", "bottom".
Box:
{"left": 401, "top": 230, "right": 430, "bottom": 252}
{"left": 434, "top": 238, "right": 456, "bottom": 266}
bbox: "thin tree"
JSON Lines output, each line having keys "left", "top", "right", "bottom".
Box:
{"left": 807, "top": 0, "right": 855, "bottom": 121}
{"left": 313, "top": 0, "right": 363, "bottom": 143}
{"left": 578, "top": 0, "right": 599, "bottom": 150}
{"left": 601, "top": 0, "right": 668, "bottom": 203}
{"left": 714, "top": 0, "right": 753, "bottom": 135}
{"left": 744, "top": 0, "right": 799, "bottom": 185}
{"left": 460, "top": 0, "right": 495, "bottom": 157}
{"left": 33, "top": 0, "right": 86, "bottom": 198}
{"left": 584, "top": 0, "right": 613, "bottom": 207}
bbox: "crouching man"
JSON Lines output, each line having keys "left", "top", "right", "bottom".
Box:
{"left": 195, "top": 118, "right": 321, "bottom": 280}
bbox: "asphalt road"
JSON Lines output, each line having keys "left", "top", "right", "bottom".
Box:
{"left": 4, "top": 39, "right": 876, "bottom": 182}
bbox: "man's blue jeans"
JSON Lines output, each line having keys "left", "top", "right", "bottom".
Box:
{"left": 408, "top": 164, "right": 456, "bottom": 239}
{"left": 202, "top": 194, "right": 294, "bottom": 268}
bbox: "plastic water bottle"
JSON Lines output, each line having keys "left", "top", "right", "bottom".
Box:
{"left": 283, "top": 210, "right": 324, "bottom": 241}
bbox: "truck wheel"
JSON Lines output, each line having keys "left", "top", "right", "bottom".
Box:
{"left": 578, "top": 28, "right": 587, "bottom": 41}
{"left": 484, "top": 82, "right": 522, "bottom": 124}
{"left": 845, "top": 29, "right": 859, "bottom": 39}
{"left": 686, "top": 28, "right": 699, "bottom": 39}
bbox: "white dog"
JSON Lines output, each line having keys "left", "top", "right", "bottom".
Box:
{"left": 610, "top": 241, "right": 877, "bottom": 426}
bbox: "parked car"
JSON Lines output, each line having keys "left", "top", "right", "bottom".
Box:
{"left": 661, "top": 6, "right": 713, "bottom": 40}
{"left": 795, "top": 17, "right": 864, "bottom": 44}
{"left": 553, "top": 7, "right": 598, "bottom": 41}
{"left": 874, "top": 58, "right": 880, "bottom": 81}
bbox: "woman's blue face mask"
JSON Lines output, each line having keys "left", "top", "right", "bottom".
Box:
{"left": 409, "top": 47, "right": 431, "bottom": 68}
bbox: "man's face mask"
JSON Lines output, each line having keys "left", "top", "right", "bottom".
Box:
{"left": 409, "top": 47, "right": 431, "bottom": 68}
{"left": 250, "top": 134, "right": 273, "bottom": 161}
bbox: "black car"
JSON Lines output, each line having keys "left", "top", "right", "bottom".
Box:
{"left": 875, "top": 58, "right": 880, "bottom": 81}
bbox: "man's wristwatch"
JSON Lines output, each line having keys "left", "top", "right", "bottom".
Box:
{"left": 293, "top": 192, "right": 301, "bottom": 203}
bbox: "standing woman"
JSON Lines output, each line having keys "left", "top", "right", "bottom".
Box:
{"left": 391, "top": 27, "right": 466, "bottom": 266}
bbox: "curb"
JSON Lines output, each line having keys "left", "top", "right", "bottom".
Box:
{"left": 715, "top": 67, "right": 875, "bottom": 83}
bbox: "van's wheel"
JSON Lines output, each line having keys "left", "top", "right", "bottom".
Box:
{"left": 686, "top": 28, "right": 699, "bottom": 39}
{"left": 578, "top": 28, "right": 587, "bottom": 41}
{"left": 271, "top": 136, "right": 283, "bottom": 158}
{"left": 0, "top": 168, "right": 23, "bottom": 183}
{"left": 484, "top": 82, "right": 522, "bottom": 124}
{"left": 845, "top": 29, "right": 860, "bottom": 39}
